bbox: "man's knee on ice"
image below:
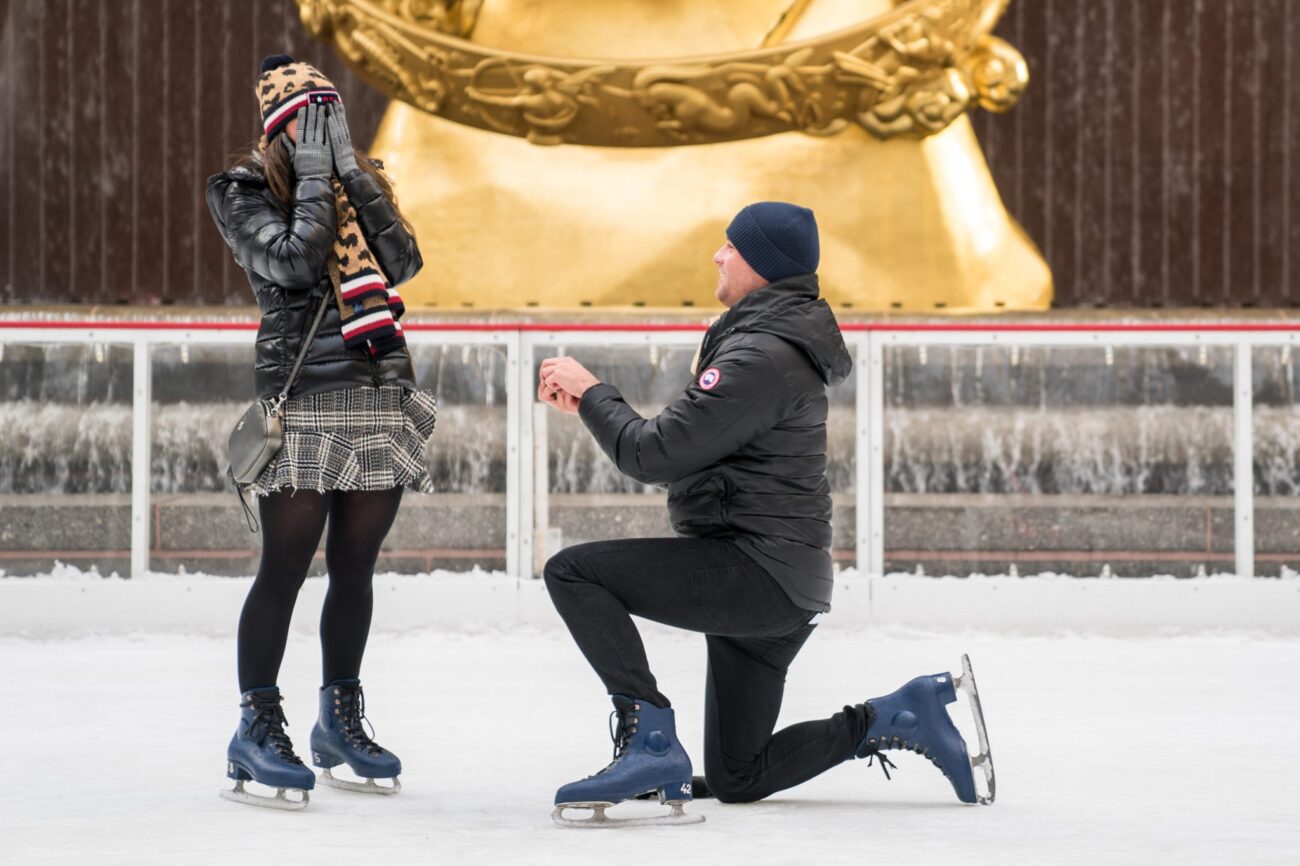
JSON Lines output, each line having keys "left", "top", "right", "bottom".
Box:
{"left": 704, "top": 768, "right": 764, "bottom": 804}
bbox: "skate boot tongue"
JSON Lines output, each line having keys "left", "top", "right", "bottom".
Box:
{"left": 242, "top": 688, "right": 303, "bottom": 766}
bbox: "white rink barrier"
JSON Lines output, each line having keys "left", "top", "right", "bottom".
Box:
{"left": 3, "top": 320, "right": 1300, "bottom": 581}
{"left": 3, "top": 571, "right": 1298, "bottom": 639}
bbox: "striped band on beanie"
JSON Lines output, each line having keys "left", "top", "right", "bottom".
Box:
{"left": 263, "top": 88, "right": 340, "bottom": 140}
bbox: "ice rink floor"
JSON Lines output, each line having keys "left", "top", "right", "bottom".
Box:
{"left": 6, "top": 622, "right": 1298, "bottom": 865}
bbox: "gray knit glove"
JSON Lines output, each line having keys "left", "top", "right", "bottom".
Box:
{"left": 326, "top": 103, "right": 359, "bottom": 177}
{"left": 293, "top": 103, "right": 333, "bottom": 179}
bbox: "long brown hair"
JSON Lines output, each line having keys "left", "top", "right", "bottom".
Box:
{"left": 229, "top": 134, "right": 415, "bottom": 235}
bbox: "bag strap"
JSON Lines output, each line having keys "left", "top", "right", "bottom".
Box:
{"left": 270, "top": 285, "right": 331, "bottom": 412}
{"left": 230, "top": 467, "right": 259, "bottom": 533}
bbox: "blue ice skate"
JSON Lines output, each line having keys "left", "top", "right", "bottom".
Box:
{"left": 855, "top": 654, "right": 995, "bottom": 805}
{"left": 553, "top": 695, "right": 703, "bottom": 827}
{"left": 220, "top": 686, "right": 315, "bottom": 810}
{"left": 309, "top": 679, "right": 402, "bottom": 795}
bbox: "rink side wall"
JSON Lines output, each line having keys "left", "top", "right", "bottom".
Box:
{"left": 6, "top": 319, "right": 1300, "bottom": 581}
{"left": 4, "top": 322, "right": 1300, "bottom": 635}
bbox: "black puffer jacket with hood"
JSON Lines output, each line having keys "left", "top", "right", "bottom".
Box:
{"left": 205, "top": 159, "right": 422, "bottom": 400}
{"left": 578, "top": 274, "right": 853, "bottom": 612}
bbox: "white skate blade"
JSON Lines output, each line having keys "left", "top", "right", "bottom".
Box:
{"left": 953, "top": 652, "right": 996, "bottom": 805}
{"left": 219, "top": 779, "right": 310, "bottom": 811}
{"left": 552, "top": 801, "right": 705, "bottom": 828}
{"left": 317, "top": 767, "right": 401, "bottom": 795}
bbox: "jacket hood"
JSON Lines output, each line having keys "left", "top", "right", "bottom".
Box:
{"left": 205, "top": 173, "right": 232, "bottom": 237}
{"left": 719, "top": 274, "right": 853, "bottom": 386}
{"left": 205, "top": 161, "right": 266, "bottom": 237}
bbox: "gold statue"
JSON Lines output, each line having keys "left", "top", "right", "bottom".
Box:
{"left": 299, "top": 0, "right": 1049, "bottom": 312}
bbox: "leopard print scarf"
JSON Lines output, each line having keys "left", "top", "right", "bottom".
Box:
{"left": 327, "top": 179, "right": 406, "bottom": 355}
{"left": 257, "top": 57, "right": 406, "bottom": 357}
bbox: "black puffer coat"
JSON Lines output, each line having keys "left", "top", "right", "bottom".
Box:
{"left": 205, "top": 160, "right": 422, "bottom": 400}
{"left": 578, "top": 274, "right": 853, "bottom": 611}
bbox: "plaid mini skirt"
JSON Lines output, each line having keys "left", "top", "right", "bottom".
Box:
{"left": 244, "top": 385, "right": 438, "bottom": 497}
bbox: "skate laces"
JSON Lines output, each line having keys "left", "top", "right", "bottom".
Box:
{"left": 242, "top": 693, "right": 303, "bottom": 765}
{"left": 582, "top": 702, "right": 639, "bottom": 778}
{"left": 336, "top": 686, "right": 385, "bottom": 756}
{"left": 859, "top": 735, "right": 948, "bottom": 781}
{"left": 862, "top": 748, "right": 898, "bottom": 780}
{"left": 855, "top": 700, "right": 949, "bottom": 781}
{"left": 607, "top": 706, "right": 635, "bottom": 761}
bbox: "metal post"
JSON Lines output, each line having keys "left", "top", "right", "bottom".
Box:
{"left": 505, "top": 332, "right": 522, "bottom": 578}
{"left": 853, "top": 333, "right": 871, "bottom": 575}
{"left": 130, "top": 337, "right": 152, "bottom": 578}
{"left": 853, "top": 332, "right": 886, "bottom": 579}
{"left": 515, "top": 334, "right": 536, "bottom": 578}
{"left": 866, "top": 333, "right": 886, "bottom": 578}
{"left": 1233, "top": 340, "right": 1255, "bottom": 579}
{"left": 533, "top": 400, "right": 551, "bottom": 576}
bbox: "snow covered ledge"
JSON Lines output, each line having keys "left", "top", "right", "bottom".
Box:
{"left": 3, "top": 567, "right": 1298, "bottom": 638}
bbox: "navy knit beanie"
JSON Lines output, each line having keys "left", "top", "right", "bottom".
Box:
{"left": 725, "top": 202, "right": 820, "bottom": 282}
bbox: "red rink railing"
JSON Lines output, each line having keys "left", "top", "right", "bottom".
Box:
{"left": 3, "top": 320, "right": 1300, "bottom": 333}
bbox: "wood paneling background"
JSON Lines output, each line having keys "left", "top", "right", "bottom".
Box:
{"left": 0, "top": 0, "right": 388, "bottom": 307}
{"left": 974, "top": 0, "right": 1300, "bottom": 308}
{"left": 2, "top": 0, "right": 1297, "bottom": 308}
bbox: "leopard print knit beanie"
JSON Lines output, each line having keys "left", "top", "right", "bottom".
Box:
{"left": 257, "top": 54, "right": 340, "bottom": 145}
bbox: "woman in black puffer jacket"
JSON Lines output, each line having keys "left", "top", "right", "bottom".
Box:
{"left": 205, "top": 54, "right": 433, "bottom": 808}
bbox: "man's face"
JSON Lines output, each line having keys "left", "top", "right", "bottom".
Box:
{"left": 713, "top": 241, "right": 767, "bottom": 307}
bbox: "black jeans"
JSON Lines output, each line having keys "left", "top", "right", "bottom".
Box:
{"left": 543, "top": 537, "right": 869, "bottom": 803}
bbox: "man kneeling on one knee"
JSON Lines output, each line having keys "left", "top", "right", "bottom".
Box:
{"left": 539, "top": 202, "right": 983, "bottom": 824}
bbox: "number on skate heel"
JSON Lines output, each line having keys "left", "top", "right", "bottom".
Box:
{"left": 658, "top": 781, "right": 693, "bottom": 804}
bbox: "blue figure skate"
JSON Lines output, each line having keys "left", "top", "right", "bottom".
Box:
{"left": 553, "top": 695, "right": 703, "bottom": 827}
{"left": 310, "top": 679, "right": 402, "bottom": 795}
{"left": 220, "top": 686, "right": 316, "bottom": 810}
{"left": 855, "top": 654, "right": 995, "bottom": 805}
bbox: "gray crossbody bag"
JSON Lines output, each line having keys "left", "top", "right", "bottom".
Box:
{"left": 227, "top": 291, "right": 330, "bottom": 529}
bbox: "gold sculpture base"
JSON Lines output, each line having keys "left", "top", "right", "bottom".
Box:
{"left": 374, "top": 105, "right": 1050, "bottom": 311}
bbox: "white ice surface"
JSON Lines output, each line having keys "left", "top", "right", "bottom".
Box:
{"left": 6, "top": 622, "right": 1299, "bottom": 865}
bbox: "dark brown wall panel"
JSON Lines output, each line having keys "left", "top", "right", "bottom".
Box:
{"left": 1165, "top": 1, "right": 1200, "bottom": 307}
{"left": 103, "top": 0, "right": 135, "bottom": 305}
{"left": 1133, "top": 0, "right": 1167, "bottom": 306}
{"left": 1, "top": 0, "right": 1297, "bottom": 307}
{"left": 979, "top": 0, "right": 1300, "bottom": 308}
{"left": 1257, "top": 0, "right": 1288, "bottom": 309}
{"left": 40, "top": 0, "right": 73, "bottom": 302}
{"left": 1289, "top": 3, "right": 1300, "bottom": 299}
{"left": 1198, "top": 0, "right": 1229, "bottom": 306}
{"left": 0, "top": 0, "right": 391, "bottom": 306}
{"left": 134, "top": 1, "right": 168, "bottom": 304}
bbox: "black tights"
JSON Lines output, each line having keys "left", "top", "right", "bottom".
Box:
{"left": 236, "top": 486, "right": 404, "bottom": 692}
